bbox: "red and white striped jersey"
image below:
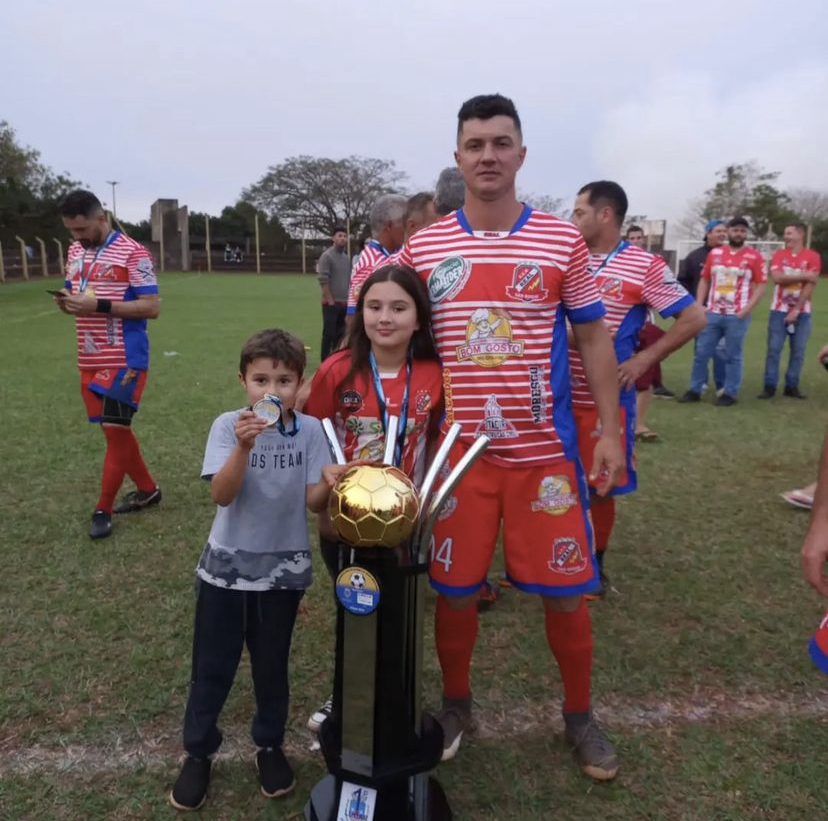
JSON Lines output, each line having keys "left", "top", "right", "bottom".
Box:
{"left": 346, "top": 240, "right": 394, "bottom": 314}
{"left": 570, "top": 244, "right": 693, "bottom": 409}
{"left": 397, "top": 206, "right": 605, "bottom": 467}
{"left": 702, "top": 245, "right": 767, "bottom": 315}
{"left": 304, "top": 349, "right": 443, "bottom": 486}
{"left": 769, "top": 248, "right": 821, "bottom": 314}
{"left": 65, "top": 232, "right": 158, "bottom": 371}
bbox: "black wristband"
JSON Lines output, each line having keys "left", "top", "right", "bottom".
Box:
{"left": 96, "top": 298, "right": 113, "bottom": 314}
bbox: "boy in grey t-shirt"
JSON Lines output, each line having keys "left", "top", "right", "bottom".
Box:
{"left": 170, "top": 329, "right": 344, "bottom": 811}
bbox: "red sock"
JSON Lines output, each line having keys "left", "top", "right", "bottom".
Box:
{"left": 544, "top": 600, "right": 592, "bottom": 714}
{"left": 96, "top": 426, "right": 157, "bottom": 512}
{"left": 435, "top": 596, "right": 479, "bottom": 700}
{"left": 97, "top": 426, "right": 129, "bottom": 512}
{"left": 591, "top": 495, "right": 616, "bottom": 554}
{"left": 118, "top": 427, "right": 156, "bottom": 492}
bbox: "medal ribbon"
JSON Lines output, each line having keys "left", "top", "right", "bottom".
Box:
{"left": 368, "top": 349, "right": 413, "bottom": 466}
{"left": 77, "top": 231, "right": 120, "bottom": 293}
{"left": 588, "top": 239, "right": 628, "bottom": 278}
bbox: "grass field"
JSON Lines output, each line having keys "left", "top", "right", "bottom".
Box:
{"left": 2, "top": 271, "right": 828, "bottom": 821}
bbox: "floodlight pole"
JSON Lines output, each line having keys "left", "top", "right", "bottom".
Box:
{"left": 106, "top": 181, "right": 119, "bottom": 220}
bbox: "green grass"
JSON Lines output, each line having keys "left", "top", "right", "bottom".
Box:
{"left": 2, "top": 272, "right": 828, "bottom": 820}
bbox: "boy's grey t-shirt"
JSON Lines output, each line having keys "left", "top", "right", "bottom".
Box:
{"left": 197, "top": 409, "right": 328, "bottom": 591}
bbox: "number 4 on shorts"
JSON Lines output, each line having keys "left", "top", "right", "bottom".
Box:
{"left": 431, "top": 537, "right": 453, "bottom": 572}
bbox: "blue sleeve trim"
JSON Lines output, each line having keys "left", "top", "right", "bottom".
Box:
{"left": 346, "top": 306, "right": 356, "bottom": 316}
{"left": 133, "top": 285, "right": 159, "bottom": 296}
{"left": 567, "top": 302, "right": 606, "bottom": 325}
{"left": 659, "top": 293, "right": 695, "bottom": 319}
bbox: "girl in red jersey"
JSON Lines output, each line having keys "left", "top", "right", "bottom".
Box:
{"left": 303, "top": 264, "right": 444, "bottom": 731}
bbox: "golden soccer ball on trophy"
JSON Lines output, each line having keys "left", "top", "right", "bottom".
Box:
{"left": 328, "top": 465, "right": 420, "bottom": 548}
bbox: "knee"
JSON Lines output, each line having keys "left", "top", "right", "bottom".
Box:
{"left": 543, "top": 594, "right": 581, "bottom": 613}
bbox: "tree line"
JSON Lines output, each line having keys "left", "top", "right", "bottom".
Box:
{"left": 1, "top": 119, "right": 826, "bottom": 258}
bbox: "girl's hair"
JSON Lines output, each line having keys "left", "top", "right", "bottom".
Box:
{"left": 336, "top": 264, "right": 440, "bottom": 396}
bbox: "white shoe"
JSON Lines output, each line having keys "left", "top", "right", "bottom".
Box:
{"left": 716, "top": 388, "right": 725, "bottom": 398}
{"left": 307, "top": 697, "right": 333, "bottom": 732}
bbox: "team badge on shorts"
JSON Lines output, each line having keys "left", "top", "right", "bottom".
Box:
{"left": 548, "top": 538, "right": 588, "bottom": 575}
{"left": 428, "top": 256, "right": 471, "bottom": 303}
{"left": 475, "top": 395, "right": 518, "bottom": 439}
{"left": 456, "top": 308, "right": 525, "bottom": 366}
{"left": 531, "top": 476, "right": 578, "bottom": 515}
{"left": 506, "top": 261, "right": 548, "bottom": 302}
{"left": 336, "top": 567, "right": 380, "bottom": 616}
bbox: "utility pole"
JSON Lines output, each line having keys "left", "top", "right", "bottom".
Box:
{"left": 106, "top": 180, "right": 119, "bottom": 219}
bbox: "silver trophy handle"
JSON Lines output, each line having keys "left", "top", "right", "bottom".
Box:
{"left": 322, "top": 418, "right": 347, "bottom": 465}
{"left": 417, "top": 435, "right": 489, "bottom": 563}
{"left": 414, "top": 423, "right": 462, "bottom": 546}
{"left": 383, "top": 414, "right": 399, "bottom": 466}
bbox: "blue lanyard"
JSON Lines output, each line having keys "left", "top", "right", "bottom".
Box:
{"left": 276, "top": 412, "right": 300, "bottom": 438}
{"left": 368, "top": 350, "right": 412, "bottom": 466}
{"left": 588, "top": 240, "right": 628, "bottom": 278}
{"left": 78, "top": 231, "right": 120, "bottom": 293}
{"left": 367, "top": 240, "right": 390, "bottom": 258}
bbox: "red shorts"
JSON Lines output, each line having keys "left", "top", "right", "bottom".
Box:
{"left": 635, "top": 323, "right": 664, "bottom": 391}
{"left": 81, "top": 367, "right": 148, "bottom": 423}
{"left": 573, "top": 404, "right": 637, "bottom": 496}
{"left": 428, "top": 441, "right": 598, "bottom": 598}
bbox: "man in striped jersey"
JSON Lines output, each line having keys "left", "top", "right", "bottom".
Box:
{"left": 398, "top": 94, "right": 625, "bottom": 780}
{"left": 345, "top": 193, "right": 406, "bottom": 321}
{"left": 570, "top": 181, "right": 706, "bottom": 595}
{"left": 56, "top": 190, "right": 162, "bottom": 540}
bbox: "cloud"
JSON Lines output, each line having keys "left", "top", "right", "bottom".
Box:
{"left": 592, "top": 62, "right": 828, "bottom": 243}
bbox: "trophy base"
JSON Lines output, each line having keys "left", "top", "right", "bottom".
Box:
{"left": 304, "top": 773, "right": 452, "bottom": 821}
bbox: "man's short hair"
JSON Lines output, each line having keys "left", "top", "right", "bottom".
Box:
{"left": 457, "top": 94, "right": 522, "bottom": 140}
{"left": 239, "top": 328, "right": 306, "bottom": 378}
{"left": 404, "top": 192, "right": 434, "bottom": 225}
{"left": 332, "top": 225, "right": 347, "bottom": 235}
{"left": 61, "top": 190, "right": 104, "bottom": 219}
{"left": 369, "top": 194, "right": 407, "bottom": 234}
{"left": 787, "top": 221, "right": 807, "bottom": 235}
{"left": 578, "top": 181, "right": 629, "bottom": 226}
{"left": 728, "top": 216, "right": 750, "bottom": 229}
{"left": 626, "top": 225, "right": 644, "bottom": 237}
{"left": 434, "top": 167, "right": 465, "bottom": 215}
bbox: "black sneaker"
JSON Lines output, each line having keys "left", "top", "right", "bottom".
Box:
{"left": 307, "top": 696, "right": 333, "bottom": 733}
{"left": 89, "top": 510, "right": 112, "bottom": 539}
{"left": 169, "top": 755, "right": 211, "bottom": 811}
{"left": 715, "top": 393, "right": 737, "bottom": 406}
{"left": 757, "top": 385, "right": 776, "bottom": 399}
{"left": 435, "top": 695, "right": 474, "bottom": 761}
{"left": 563, "top": 711, "right": 619, "bottom": 781}
{"left": 678, "top": 391, "right": 701, "bottom": 403}
{"left": 784, "top": 386, "right": 807, "bottom": 399}
{"left": 256, "top": 747, "right": 295, "bottom": 798}
{"left": 652, "top": 385, "right": 676, "bottom": 399}
{"left": 113, "top": 487, "right": 162, "bottom": 514}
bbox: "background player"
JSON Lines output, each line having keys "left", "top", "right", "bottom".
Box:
{"left": 570, "top": 181, "right": 706, "bottom": 594}
{"left": 398, "top": 94, "right": 625, "bottom": 780}
{"left": 758, "top": 221, "right": 822, "bottom": 399}
{"left": 57, "top": 190, "right": 162, "bottom": 540}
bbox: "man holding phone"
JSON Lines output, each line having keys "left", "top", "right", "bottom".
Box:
{"left": 56, "top": 189, "right": 162, "bottom": 539}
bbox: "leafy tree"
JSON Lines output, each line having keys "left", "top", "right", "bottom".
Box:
{"left": 243, "top": 155, "right": 406, "bottom": 237}
{"left": 188, "top": 202, "right": 291, "bottom": 248}
{"left": 520, "top": 192, "right": 571, "bottom": 220}
{"left": 0, "top": 121, "right": 81, "bottom": 245}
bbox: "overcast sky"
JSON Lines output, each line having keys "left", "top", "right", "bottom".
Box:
{"left": 4, "top": 0, "right": 826, "bottom": 244}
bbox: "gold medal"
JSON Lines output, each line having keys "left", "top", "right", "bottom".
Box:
{"left": 85, "top": 286, "right": 96, "bottom": 298}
